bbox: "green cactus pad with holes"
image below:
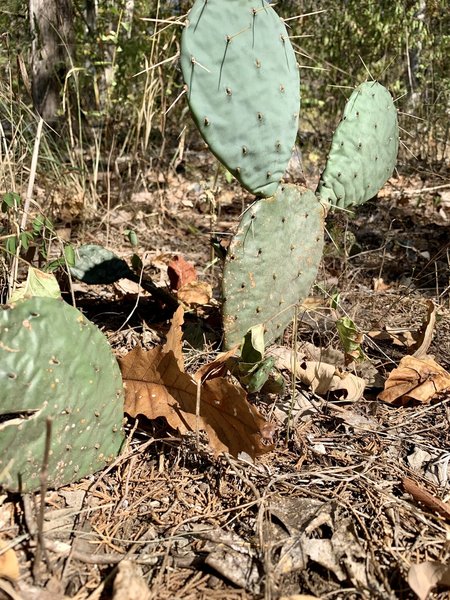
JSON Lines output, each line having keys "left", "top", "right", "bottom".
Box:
{"left": 181, "top": 0, "right": 300, "bottom": 197}
{"left": 0, "top": 297, "right": 124, "bottom": 492}
{"left": 222, "top": 185, "right": 325, "bottom": 349}
{"left": 317, "top": 81, "right": 398, "bottom": 208}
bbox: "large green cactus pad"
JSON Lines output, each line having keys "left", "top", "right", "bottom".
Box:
{"left": 181, "top": 0, "right": 300, "bottom": 197}
{"left": 223, "top": 185, "right": 325, "bottom": 349}
{"left": 317, "top": 81, "right": 398, "bottom": 208}
{"left": 0, "top": 297, "right": 124, "bottom": 492}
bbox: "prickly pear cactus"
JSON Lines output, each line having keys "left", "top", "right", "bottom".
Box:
{"left": 317, "top": 81, "right": 399, "bottom": 208}
{"left": 223, "top": 185, "right": 325, "bottom": 348}
{"left": 0, "top": 297, "right": 124, "bottom": 493}
{"left": 70, "top": 244, "right": 132, "bottom": 284}
{"left": 181, "top": 0, "right": 300, "bottom": 197}
{"left": 180, "top": 4, "right": 398, "bottom": 350}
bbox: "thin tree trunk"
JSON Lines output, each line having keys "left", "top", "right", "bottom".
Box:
{"left": 29, "top": 0, "right": 73, "bottom": 123}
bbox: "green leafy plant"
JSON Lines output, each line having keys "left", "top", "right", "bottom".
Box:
{"left": 180, "top": 0, "right": 399, "bottom": 350}
{"left": 1, "top": 192, "right": 76, "bottom": 277}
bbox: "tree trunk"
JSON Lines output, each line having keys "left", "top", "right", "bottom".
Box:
{"left": 29, "top": 0, "right": 73, "bottom": 123}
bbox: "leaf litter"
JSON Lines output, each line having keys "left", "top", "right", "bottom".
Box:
{"left": 3, "top": 173, "right": 450, "bottom": 600}
{"left": 119, "top": 307, "right": 274, "bottom": 458}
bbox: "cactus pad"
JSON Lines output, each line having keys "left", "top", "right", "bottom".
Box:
{"left": 181, "top": 0, "right": 300, "bottom": 197}
{"left": 70, "top": 244, "right": 132, "bottom": 284}
{"left": 222, "top": 185, "right": 325, "bottom": 349}
{"left": 317, "top": 81, "right": 398, "bottom": 208}
{"left": 0, "top": 297, "right": 124, "bottom": 492}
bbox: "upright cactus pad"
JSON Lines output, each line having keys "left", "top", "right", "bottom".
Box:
{"left": 317, "top": 81, "right": 399, "bottom": 208}
{"left": 181, "top": 0, "right": 300, "bottom": 197}
{"left": 222, "top": 185, "right": 325, "bottom": 349}
{"left": 0, "top": 297, "right": 124, "bottom": 493}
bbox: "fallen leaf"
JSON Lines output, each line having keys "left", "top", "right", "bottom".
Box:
{"left": 267, "top": 497, "right": 370, "bottom": 589}
{"left": 367, "top": 327, "right": 416, "bottom": 348}
{"left": 298, "top": 341, "right": 345, "bottom": 367}
{"left": 119, "top": 309, "right": 273, "bottom": 458}
{"left": 372, "top": 277, "right": 390, "bottom": 292}
{"left": 407, "top": 447, "right": 448, "bottom": 487}
{"left": 167, "top": 255, "right": 197, "bottom": 290}
{"left": 0, "top": 540, "right": 20, "bottom": 580}
{"left": 408, "top": 562, "right": 450, "bottom": 600}
{"left": 411, "top": 300, "right": 436, "bottom": 358}
{"left": 113, "top": 278, "right": 148, "bottom": 299}
{"left": 199, "top": 528, "right": 260, "bottom": 593}
{"left": 10, "top": 267, "right": 61, "bottom": 302}
{"left": 271, "top": 347, "right": 365, "bottom": 401}
{"left": 378, "top": 355, "right": 450, "bottom": 405}
{"left": 163, "top": 305, "right": 184, "bottom": 369}
{"left": 194, "top": 347, "right": 238, "bottom": 383}
{"left": 177, "top": 280, "right": 212, "bottom": 305}
{"left": 368, "top": 301, "right": 436, "bottom": 356}
{"left": 112, "top": 561, "right": 151, "bottom": 600}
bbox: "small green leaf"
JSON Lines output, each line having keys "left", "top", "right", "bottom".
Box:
{"left": 5, "top": 236, "right": 18, "bottom": 255}
{"left": 2, "top": 192, "right": 21, "bottom": 211}
{"left": 125, "top": 229, "right": 139, "bottom": 247}
{"left": 32, "top": 215, "right": 45, "bottom": 233}
{"left": 241, "top": 324, "right": 265, "bottom": 364}
{"left": 46, "top": 257, "right": 66, "bottom": 272}
{"left": 224, "top": 169, "right": 234, "bottom": 185}
{"left": 64, "top": 244, "right": 76, "bottom": 267}
{"left": 241, "top": 357, "right": 275, "bottom": 393}
{"left": 336, "top": 316, "right": 365, "bottom": 362}
{"left": 20, "top": 231, "right": 34, "bottom": 251}
{"left": 330, "top": 291, "right": 341, "bottom": 310}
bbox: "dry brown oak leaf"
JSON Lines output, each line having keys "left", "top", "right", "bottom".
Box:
{"left": 378, "top": 355, "right": 450, "bottom": 405}
{"left": 119, "top": 307, "right": 274, "bottom": 458}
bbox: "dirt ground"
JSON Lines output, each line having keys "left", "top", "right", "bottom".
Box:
{"left": 1, "top": 141, "right": 450, "bottom": 599}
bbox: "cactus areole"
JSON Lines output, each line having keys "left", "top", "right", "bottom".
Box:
{"left": 0, "top": 297, "right": 124, "bottom": 493}
{"left": 181, "top": 0, "right": 300, "bottom": 197}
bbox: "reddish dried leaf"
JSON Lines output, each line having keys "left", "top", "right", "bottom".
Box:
{"left": 167, "top": 255, "right": 197, "bottom": 290}
{"left": 119, "top": 345, "right": 273, "bottom": 458}
{"left": 378, "top": 355, "right": 450, "bottom": 405}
